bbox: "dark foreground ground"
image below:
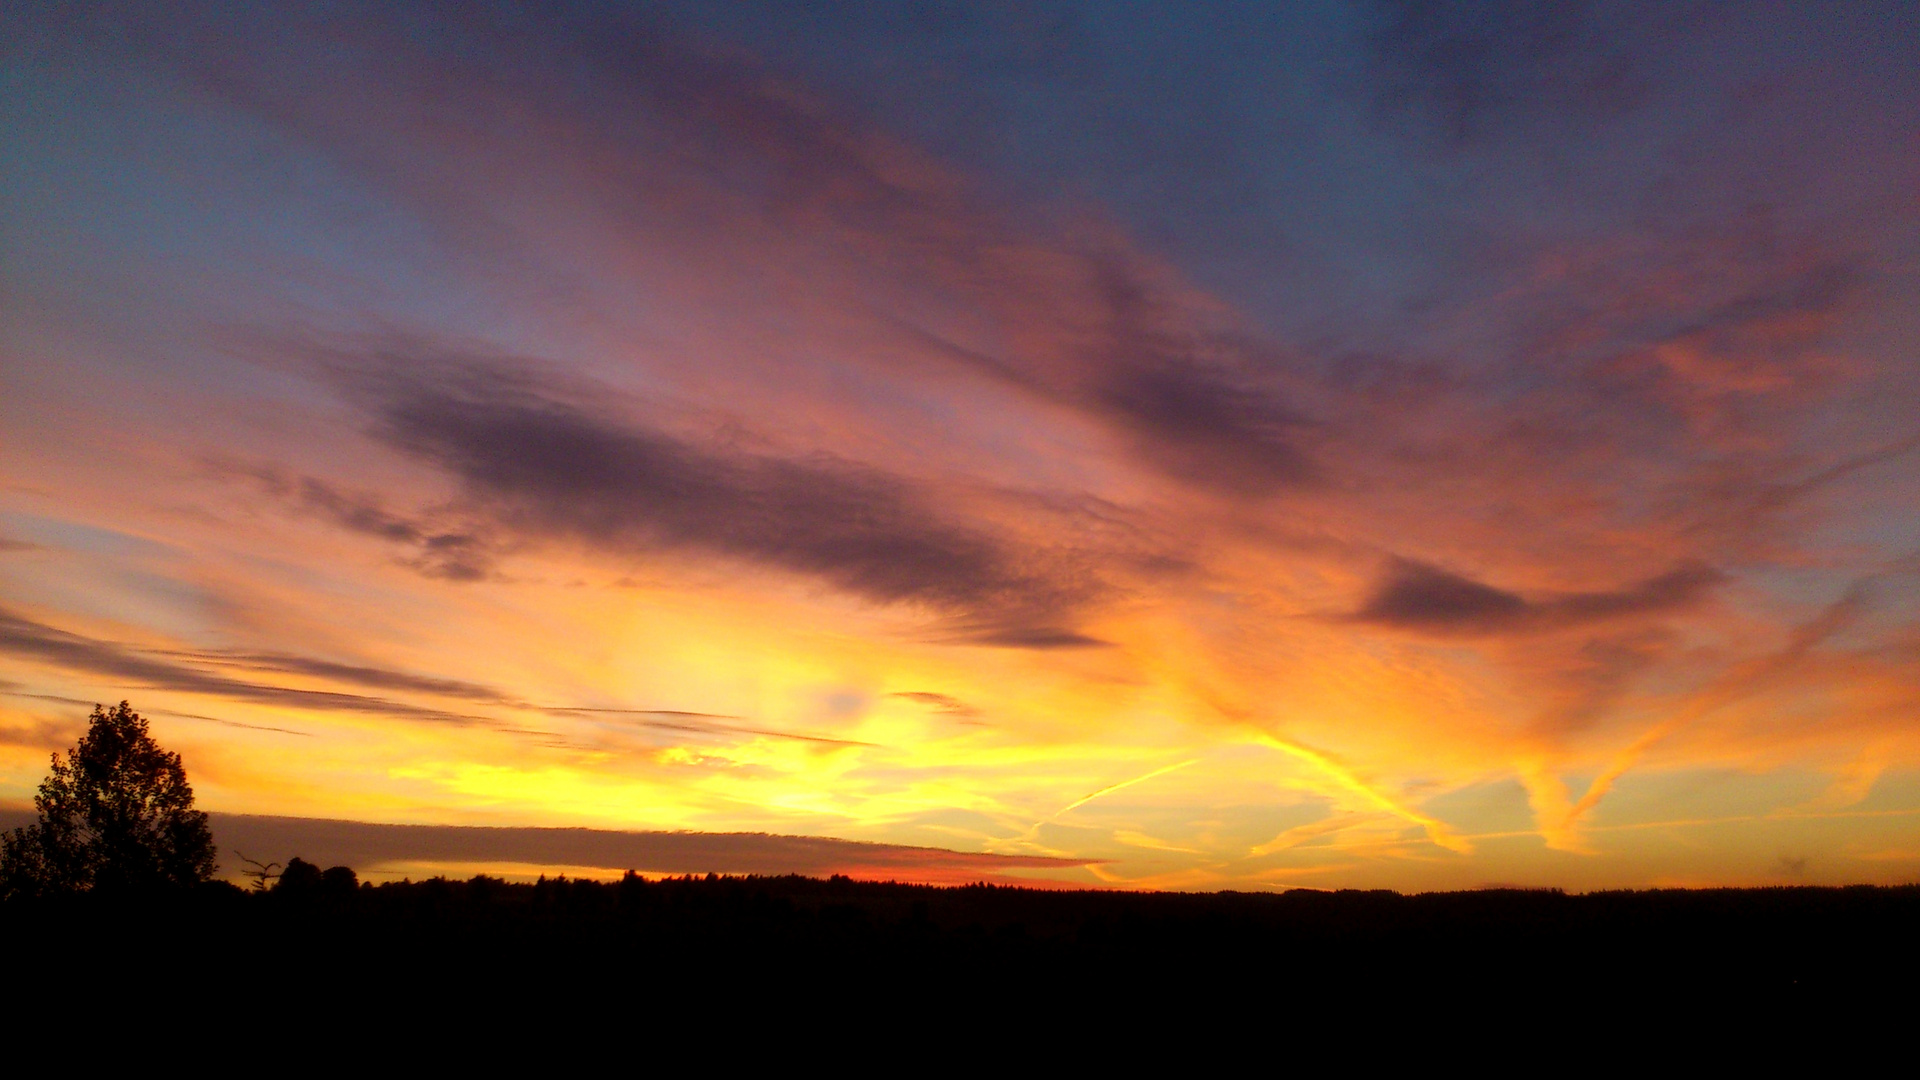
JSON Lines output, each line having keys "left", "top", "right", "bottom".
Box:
{"left": 6, "top": 874, "right": 1917, "bottom": 1036}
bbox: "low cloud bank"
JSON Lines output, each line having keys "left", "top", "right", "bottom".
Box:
{"left": 209, "top": 814, "right": 1091, "bottom": 885}
{"left": 0, "top": 808, "right": 1092, "bottom": 885}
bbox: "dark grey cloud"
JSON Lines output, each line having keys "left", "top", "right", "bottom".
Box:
{"left": 944, "top": 624, "right": 1109, "bottom": 650}
{"left": 203, "top": 813, "right": 1090, "bottom": 880}
{"left": 1359, "top": 560, "right": 1527, "bottom": 628}
{"left": 1353, "top": 558, "right": 1721, "bottom": 635}
{"left": 346, "top": 360, "right": 1100, "bottom": 645}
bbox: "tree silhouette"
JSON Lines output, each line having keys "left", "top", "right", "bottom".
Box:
{"left": 0, "top": 701, "right": 216, "bottom": 896}
{"left": 235, "top": 851, "right": 283, "bottom": 892}
{"left": 276, "top": 856, "right": 323, "bottom": 892}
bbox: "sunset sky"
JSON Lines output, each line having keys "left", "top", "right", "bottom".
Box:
{"left": 5, "top": 2, "right": 1919, "bottom": 890}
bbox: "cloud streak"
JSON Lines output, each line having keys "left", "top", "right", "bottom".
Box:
{"left": 1351, "top": 559, "right": 1722, "bottom": 636}
{"left": 0, "top": 610, "right": 863, "bottom": 749}
{"left": 209, "top": 460, "right": 496, "bottom": 581}
{"left": 346, "top": 359, "right": 1105, "bottom": 644}
{"left": 0, "top": 607, "right": 495, "bottom": 726}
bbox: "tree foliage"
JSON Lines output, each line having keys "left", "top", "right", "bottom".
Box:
{"left": 0, "top": 701, "right": 216, "bottom": 897}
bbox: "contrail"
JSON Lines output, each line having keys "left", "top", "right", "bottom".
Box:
{"left": 1255, "top": 733, "right": 1473, "bottom": 854}
{"left": 1249, "top": 813, "right": 1379, "bottom": 858}
{"left": 1561, "top": 583, "right": 1871, "bottom": 833}
{"left": 998, "top": 757, "right": 1204, "bottom": 857}
{"left": 1053, "top": 758, "right": 1202, "bottom": 818}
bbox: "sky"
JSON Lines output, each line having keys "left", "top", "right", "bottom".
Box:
{"left": 4, "top": 1, "right": 1919, "bottom": 890}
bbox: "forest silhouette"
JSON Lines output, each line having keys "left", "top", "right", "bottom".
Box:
{"left": 4, "top": 703, "right": 1915, "bottom": 1021}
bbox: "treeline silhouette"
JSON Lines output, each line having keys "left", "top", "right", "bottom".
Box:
{"left": 12, "top": 868, "right": 1914, "bottom": 1015}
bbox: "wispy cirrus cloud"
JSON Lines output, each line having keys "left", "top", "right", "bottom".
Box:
{"left": 0, "top": 606, "right": 887, "bottom": 753}
{"left": 163, "top": 645, "right": 511, "bottom": 705}
{"left": 0, "top": 606, "right": 496, "bottom": 727}
{"left": 207, "top": 459, "right": 497, "bottom": 581}
{"left": 888, "top": 691, "right": 982, "bottom": 722}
